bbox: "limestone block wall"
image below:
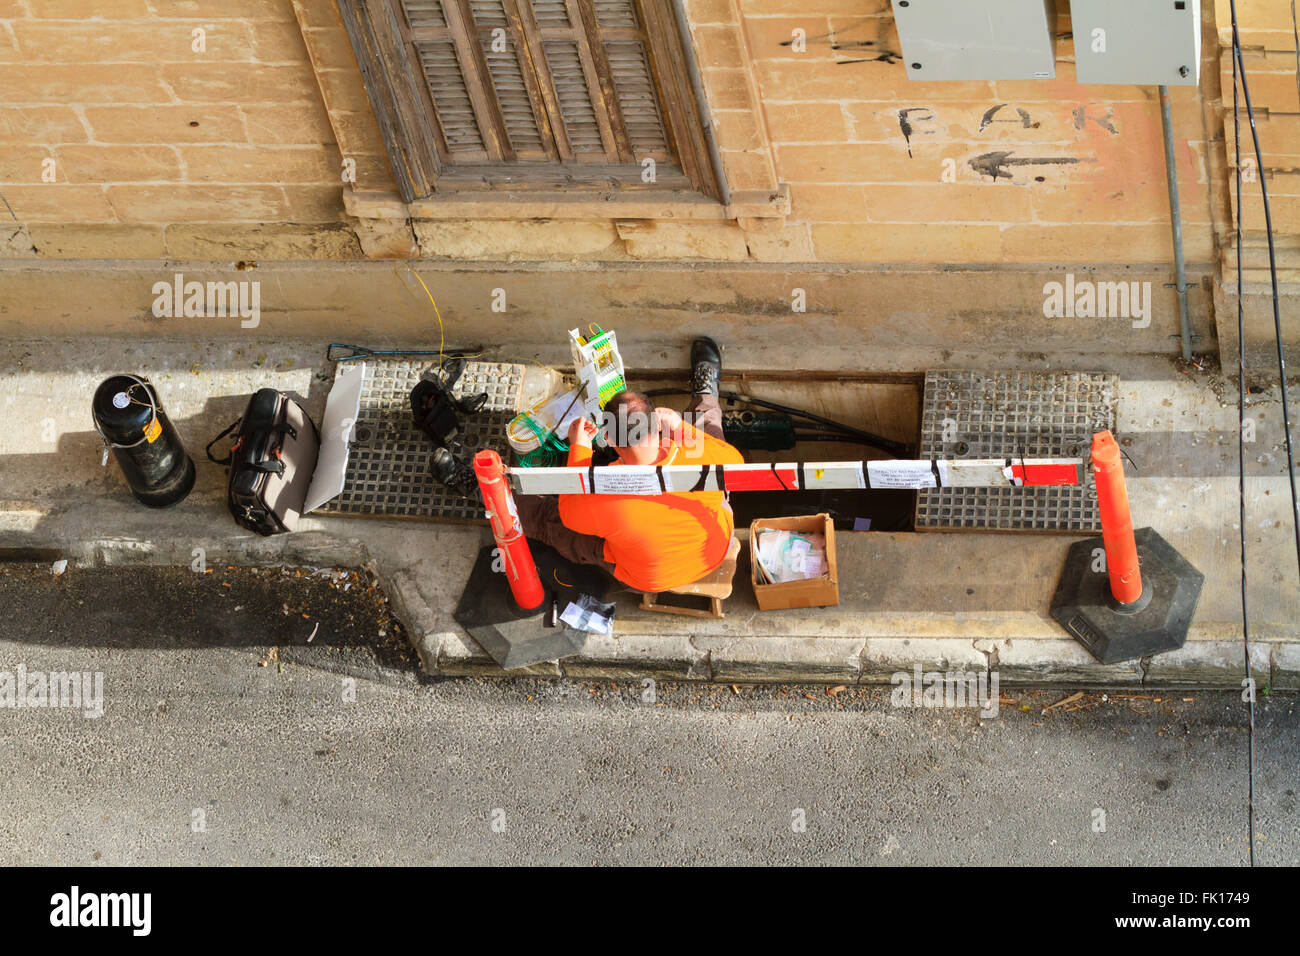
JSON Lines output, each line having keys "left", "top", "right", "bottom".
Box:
{"left": 0, "top": 0, "right": 1246, "bottom": 270}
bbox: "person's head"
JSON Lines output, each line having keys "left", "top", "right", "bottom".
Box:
{"left": 601, "top": 391, "right": 661, "bottom": 465}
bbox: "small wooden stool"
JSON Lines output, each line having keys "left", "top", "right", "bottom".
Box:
{"left": 639, "top": 537, "right": 742, "bottom": 620}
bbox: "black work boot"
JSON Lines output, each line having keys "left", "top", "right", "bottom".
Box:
{"left": 431, "top": 447, "right": 479, "bottom": 500}
{"left": 690, "top": 336, "right": 722, "bottom": 397}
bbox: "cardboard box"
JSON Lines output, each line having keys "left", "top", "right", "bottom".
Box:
{"left": 749, "top": 514, "right": 839, "bottom": 611}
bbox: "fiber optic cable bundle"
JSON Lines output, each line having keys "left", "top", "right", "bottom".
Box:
{"left": 508, "top": 385, "right": 585, "bottom": 467}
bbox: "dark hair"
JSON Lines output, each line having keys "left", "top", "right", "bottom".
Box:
{"left": 601, "top": 391, "right": 658, "bottom": 447}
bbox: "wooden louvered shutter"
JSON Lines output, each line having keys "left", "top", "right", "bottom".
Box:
{"left": 341, "top": 0, "right": 719, "bottom": 199}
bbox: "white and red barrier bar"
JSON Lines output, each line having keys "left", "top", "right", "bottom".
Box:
{"left": 506, "top": 458, "right": 1084, "bottom": 496}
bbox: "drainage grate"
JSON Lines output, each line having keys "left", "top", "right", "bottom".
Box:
{"left": 915, "top": 370, "right": 1118, "bottom": 533}
{"left": 319, "top": 359, "right": 524, "bottom": 522}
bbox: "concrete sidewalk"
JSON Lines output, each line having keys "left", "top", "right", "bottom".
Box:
{"left": 1, "top": 337, "right": 1296, "bottom": 687}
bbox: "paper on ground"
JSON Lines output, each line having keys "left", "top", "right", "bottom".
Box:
{"left": 560, "top": 594, "right": 616, "bottom": 635}
{"left": 304, "top": 361, "right": 365, "bottom": 514}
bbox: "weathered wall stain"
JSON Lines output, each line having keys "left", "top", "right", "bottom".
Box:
{"left": 608, "top": 294, "right": 826, "bottom": 318}
{"left": 778, "top": 19, "right": 901, "bottom": 65}
{"left": 898, "top": 107, "right": 935, "bottom": 157}
{"left": 897, "top": 104, "right": 1055, "bottom": 156}
{"left": 1072, "top": 105, "right": 1120, "bottom": 134}
{"left": 892, "top": 102, "right": 1118, "bottom": 183}
{"left": 979, "top": 104, "right": 1039, "bottom": 132}
{"left": 969, "top": 151, "right": 1084, "bottom": 181}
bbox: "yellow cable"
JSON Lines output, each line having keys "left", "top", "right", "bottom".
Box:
{"left": 390, "top": 260, "right": 561, "bottom": 375}
{"left": 391, "top": 260, "right": 427, "bottom": 324}
{"left": 406, "top": 264, "right": 445, "bottom": 366}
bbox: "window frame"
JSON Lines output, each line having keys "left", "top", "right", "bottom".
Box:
{"left": 337, "top": 0, "right": 722, "bottom": 203}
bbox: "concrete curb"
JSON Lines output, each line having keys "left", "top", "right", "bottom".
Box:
{"left": 3, "top": 500, "right": 1294, "bottom": 688}
{"left": 396, "top": 579, "right": 1294, "bottom": 690}
{"left": 7, "top": 506, "right": 1290, "bottom": 689}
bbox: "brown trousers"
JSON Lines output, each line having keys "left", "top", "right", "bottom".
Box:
{"left": 515, "top": 392, "right": 725, "bottom": 579}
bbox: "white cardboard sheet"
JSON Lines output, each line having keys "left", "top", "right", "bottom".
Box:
{"left": 304, "top": 361, "right": 365, "bottom": 514}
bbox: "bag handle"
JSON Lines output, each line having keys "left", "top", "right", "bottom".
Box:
{"left": 206, "top": 418, "right": 241, "bottom": 466}
{"left": 206, "top": 419, "right": 296, "bottom": 468}
{"left": 245, "top": 458, "right": 285, "bottom": 476}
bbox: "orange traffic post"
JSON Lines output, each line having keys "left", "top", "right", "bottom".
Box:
{"left": 1091, "top": 430, "right": 1143, "bottom": 606}
{"left": 1052, "top": 431, "right": 1202, "bottom": 663}
{"left": 473, "top": 449, "right": 546, "bottom": 612}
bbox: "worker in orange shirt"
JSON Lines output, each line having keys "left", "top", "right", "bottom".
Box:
{"left": 514, "top": 338, "right": 743, "bottom": 592}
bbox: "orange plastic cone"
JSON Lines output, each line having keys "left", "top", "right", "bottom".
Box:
{"left": 473, "top": 450, "right": 545, "bottom": 612}
{"left": 1091, "top": 430, "right": 1143, "bottom": 606}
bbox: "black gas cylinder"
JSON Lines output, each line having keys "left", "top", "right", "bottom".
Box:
{"left": 92, "top": 374, "right": 195, "bottom": 507}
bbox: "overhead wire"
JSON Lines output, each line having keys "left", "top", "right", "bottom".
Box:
{"left": 1226, "top": 0, "right": 1292, "bottom": 866}
{"left": 1293, "top": 1, "right": 1300, "bottom": 105}
{"left": 1230, "top": 2, "right": 1300, "bottom": 580}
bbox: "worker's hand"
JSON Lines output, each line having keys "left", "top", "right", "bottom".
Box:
{"left": 568, "top": 417, "right": 599, "bottom": 448}
{"left": 655, "top": 407, "right": 683, "bottom": 441}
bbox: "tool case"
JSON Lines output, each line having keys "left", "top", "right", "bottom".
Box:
{"left": 207, "top": 389, "right": 319, "bottom": 536}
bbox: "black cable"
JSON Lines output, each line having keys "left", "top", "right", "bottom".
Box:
{"left": 1232, "top": 6, "right": 1300, "bottom": 580}
{"left": 327, "top": 343, "right": 480, "bottom": 362}
{"left": 643, "top": 387, "right": 909, "bottom": 457}
{"left": 437, "top": 357, "right": 488, "bottom": 415}
{"left": 727, "top": 393, "right": 909, "bottom": 455}
{"left": 1292, "top": 1, "right": 1300, "bottom": 106}
{"left": 791, "top": 425, "right": 868, "bottom": 438}
{"left": 1229, "top": 0, "right": 1258, "bottom": 868}
{"left": 792, "top": 432, "right": 886, "bottom": 444}
{"left": 530, "top": 387, "right": 583, "bottom": 457}
{"left": 786, "top": 425, "right": 878, "bottom": 443}
{"left": 792, "top": 434, "right": 856, "bottom": 442}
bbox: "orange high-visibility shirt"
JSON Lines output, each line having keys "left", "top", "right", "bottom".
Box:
{"left": 558, "top": 423, "right": 744, "bottom": 592}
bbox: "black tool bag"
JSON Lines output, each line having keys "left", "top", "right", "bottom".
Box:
{"left": 207, "top": 389, "right": 320, "bottom": 536}
{"left": 410, "top": 357, "right": 488, "bottom": 448}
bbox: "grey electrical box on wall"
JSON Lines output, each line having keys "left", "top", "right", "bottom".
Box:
{"left": 890, "top": 0, "right": 1057, "bottom": 81}
{"left": 1071, "top": 0, "right": 1202, "bottom": 86}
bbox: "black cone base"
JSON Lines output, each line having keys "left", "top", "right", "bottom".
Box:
{"left": 454, "top": 543, "right": 613, "bottom": 670}
{"left": 1050, "top": 527, "right": 1203, "bottom": 665}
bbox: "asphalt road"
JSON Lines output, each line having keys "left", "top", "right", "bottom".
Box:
{"left": 0, "top": 564, "right": 1295, "bottom": 866}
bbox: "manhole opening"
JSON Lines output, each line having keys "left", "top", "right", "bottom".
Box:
{"left": 322, "top": 360, "right": 924, "bottom": 530}
{"left": 320, "top": 362, "right": 1118, "bottom": 537}
{"left": 643, "top": 373, "right": 922, "bottom": 533}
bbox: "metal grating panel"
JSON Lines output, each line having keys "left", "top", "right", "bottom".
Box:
{"left": 320, "top": 359, "right": 524, "bottom": 522}
{"left": 915, "top": 370, "right": 1118, "bottom": 533}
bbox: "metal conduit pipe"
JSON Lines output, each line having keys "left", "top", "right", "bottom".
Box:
{"left": 1159, "top": 84, "right": 1194, "bottom": 362}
